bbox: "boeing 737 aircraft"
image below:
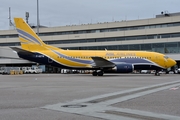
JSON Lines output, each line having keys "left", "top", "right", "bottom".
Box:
{"left": 11, "top": 18, "right": 176, "bottom": 76}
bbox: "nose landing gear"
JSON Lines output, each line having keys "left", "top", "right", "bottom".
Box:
{"left": 155, "top": 70, "right": 160, "bottom": 76}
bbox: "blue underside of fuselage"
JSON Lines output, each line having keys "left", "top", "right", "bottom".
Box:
{"left": 18, "top": 52, "right": 71, "bottom": 69}
{"left": 18, "top": 52, "right": 163, "bottom": 71}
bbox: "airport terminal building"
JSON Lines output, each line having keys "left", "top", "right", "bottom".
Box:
{"left": 1, "top": 12, "right": 180, "bottom": 72}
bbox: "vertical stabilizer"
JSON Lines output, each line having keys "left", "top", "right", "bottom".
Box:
{"left": 14, "top": 18, "right": 46, "bottom": 51}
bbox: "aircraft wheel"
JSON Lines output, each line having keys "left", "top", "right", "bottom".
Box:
{"left": 97, "top": 71, "right": 104, "bottom": 76}
{"left": 92, "top": 71, "right": 98, "bottom": 76}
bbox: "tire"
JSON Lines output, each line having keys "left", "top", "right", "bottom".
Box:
{"left": 92, "top": 71, "right": 98, "bottom": 76}
{"left": 97, "top": 71, "right": 104, "bottom": 76}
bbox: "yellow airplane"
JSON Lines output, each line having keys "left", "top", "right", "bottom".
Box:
{"left": 11, "top": 18, "right": 176, "bottom": 76}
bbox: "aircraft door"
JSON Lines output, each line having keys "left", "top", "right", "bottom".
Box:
{"left": 154, "top": 53, "right": 160, "bottom": 65}
{"left": 48, "top": 57, "right": 53, "bottom": 63}
{"left": 48, "top": 55, "right": 53, "bottom": 63}
{"left": 155, "top": 53, "right": 166, "bottom": 68}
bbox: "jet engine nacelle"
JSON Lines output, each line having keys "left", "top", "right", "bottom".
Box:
{"left": 113, "top": 64, "right": 134, "bottom": 73}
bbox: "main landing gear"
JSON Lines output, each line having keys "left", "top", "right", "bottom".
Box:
{"left": 92, "top": 70, "right": 104, "bottom": 76}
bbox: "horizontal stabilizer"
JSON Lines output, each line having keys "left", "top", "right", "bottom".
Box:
{"left": 10, "top": 47, "right": 34, "bottom": 55}
{"left": 91, "top": 56, "right": 115, "bottom": 68}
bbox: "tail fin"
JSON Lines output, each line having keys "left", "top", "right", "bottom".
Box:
{"left": 14, "top": 18, "right": 46, "bottom": 51}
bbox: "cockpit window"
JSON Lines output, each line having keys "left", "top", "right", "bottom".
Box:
{"left": 164, "top": 56, "right": 169, "bottom": 59}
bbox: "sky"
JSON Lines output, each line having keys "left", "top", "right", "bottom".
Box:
{"left": 0, "top": 0, "right": 180, "bottom": 30}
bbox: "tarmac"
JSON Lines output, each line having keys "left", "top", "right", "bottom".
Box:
{"left": 0, "top": 73, "right": 180, "bottom": 120}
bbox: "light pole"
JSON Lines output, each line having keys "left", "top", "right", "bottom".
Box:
{"left": 37, "top": 0, "right": 39, "bottom": 35}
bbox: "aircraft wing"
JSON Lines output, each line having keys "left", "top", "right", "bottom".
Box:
{"left": 91, "top": 57, "right": 115, "bottom": 68}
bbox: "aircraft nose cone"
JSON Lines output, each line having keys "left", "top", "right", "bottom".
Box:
{"left": 170, "top": 59, "right": 176, "bottom": 66}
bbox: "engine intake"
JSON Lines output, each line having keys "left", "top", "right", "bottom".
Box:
{"left": 112, "top": 64, "right": 134, "bottom": 73}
